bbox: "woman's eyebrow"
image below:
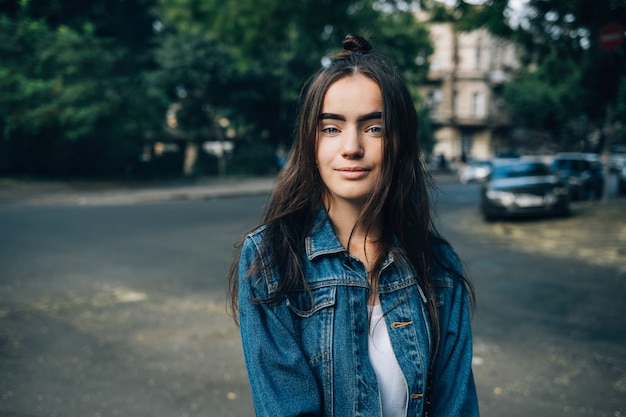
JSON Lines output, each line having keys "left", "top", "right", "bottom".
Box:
{"left": 319, "top": 111, "right": 382, "bottom": 122}
{"left": 357, "top": 111, "right": 382, "bottom": 122}
{"left": 319, "top": 113, "right": 345, "bottom": 121}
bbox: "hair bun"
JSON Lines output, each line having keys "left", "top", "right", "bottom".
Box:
{"left": 342, "top": 34, "right": 372, "bottom": 55}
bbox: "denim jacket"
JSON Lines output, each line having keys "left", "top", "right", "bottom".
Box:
{"left": 238, "top": 210, "right": 479, "bottom": 417}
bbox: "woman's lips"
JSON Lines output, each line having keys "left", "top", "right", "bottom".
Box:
{"left": 337, "top": 167, "right": 370, "bottom": 180}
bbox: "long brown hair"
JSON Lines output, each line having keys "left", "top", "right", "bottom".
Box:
{"left": 227, "top": 34, "right": 473, "bottom": 362}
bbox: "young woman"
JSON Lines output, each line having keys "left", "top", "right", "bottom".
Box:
{"left": 228, "top": 34, "right": 479, "bottom": 417}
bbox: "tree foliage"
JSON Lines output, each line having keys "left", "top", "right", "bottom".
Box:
{"left": 155, "top": 0, "right": 433, "bottom": 146}
{"left": 0, "top": 0, "right": 162, "bottom": 177}
{"left": 506, "top": 0, "right": 626, "bottom": 149}
{"left": 427, "top": 0, "right": 513, "bottom": 37}
{"left": 1, "top": 0, "right": 435, "bottom": 177}
{"left": 150, "top": 32, "right": 237, "bottom": 141}
{"left": 503, "top": 51, "right": 585, "bottom": 132}
{"left": 147, "top": 0, "right": 436, "bottom": 174}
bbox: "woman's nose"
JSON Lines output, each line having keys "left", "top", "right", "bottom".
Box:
{"left": 341, "top": 128, "right": 364, "bottom": 158}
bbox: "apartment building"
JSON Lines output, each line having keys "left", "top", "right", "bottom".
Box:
{"left": 422, "top": 20, "right": 519, "bottom": 163}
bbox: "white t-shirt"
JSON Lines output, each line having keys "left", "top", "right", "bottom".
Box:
{"left": 368, "top": 304, "right": 408, "bottom": 417}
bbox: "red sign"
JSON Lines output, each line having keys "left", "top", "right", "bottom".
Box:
{"left": 598, "top": 23, "right": 624, "bottom": 51}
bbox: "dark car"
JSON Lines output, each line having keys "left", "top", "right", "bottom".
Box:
{"left": 549, "top": 154, "right": 604, "bottom": 200}
{"left": 480, "top": 160, "right": 570, "bottom": 221}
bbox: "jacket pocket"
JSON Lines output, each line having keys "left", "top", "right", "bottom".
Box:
{"left": 286, "top": 285, "right": 337, "bottom": 317}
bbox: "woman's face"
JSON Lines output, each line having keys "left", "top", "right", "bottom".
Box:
{"left": 316, "top": 74, "right": 384, "bottom": 209}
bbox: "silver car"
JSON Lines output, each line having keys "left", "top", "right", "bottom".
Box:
{"left": 480, "top": 161, "right": 570, "bottom": 221}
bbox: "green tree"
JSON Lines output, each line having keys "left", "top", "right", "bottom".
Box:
{"left": 496, "top": 0, "right": 625, "bottom": 149}
{"left": 154, "top": 0, "right": 435, "bottom": 174}
{"left": 149, "top": 31, "right": 242, "bottom": 175}
{"left": 503, "top": 49, "right": 587, "bottom": 149}
{"left": 426, "top": 0, "right": 513, "bottom": 37}
{"left": 0, "top": 0, "right": 162, "bottom": 177}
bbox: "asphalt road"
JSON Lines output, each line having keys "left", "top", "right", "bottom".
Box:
{"left": 437, "top": 184, "right": 626, "bottom": 417}
{"left": 0, "top": 182, "right": 624, "bottom": 417}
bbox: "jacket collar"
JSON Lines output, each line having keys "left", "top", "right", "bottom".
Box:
{"left": 305, "top": 209, "right": 345, "bottom": 260}
{"left": 305, "top": 209, "right": 395, "bottom": 270}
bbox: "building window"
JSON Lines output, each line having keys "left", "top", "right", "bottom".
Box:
{"left": 475, "top": 45, "right": 481, "bottom": 70}
{"left": 471, "top": 92, "right": 484, "bottom": 117}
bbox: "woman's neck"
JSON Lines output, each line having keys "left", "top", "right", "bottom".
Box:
{"left": 325, "top": 199, "right": 382, "bottom": 263}
{"left": 326, "top": 201, "right": 374, "bottom": 241}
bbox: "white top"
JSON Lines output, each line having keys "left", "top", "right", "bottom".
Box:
{"left": 368, "top": 304, "right": 408, "bottom": 417}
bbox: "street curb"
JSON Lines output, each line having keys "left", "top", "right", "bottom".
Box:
{"left": 0, "top": 177, "right": 278, "bottom": 206}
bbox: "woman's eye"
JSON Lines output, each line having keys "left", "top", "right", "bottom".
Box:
{"left": 368, "top": 126, "right": 383, "bottom": 135}
{"left": 321, "top": 127, "right": 340, "bottom": 134}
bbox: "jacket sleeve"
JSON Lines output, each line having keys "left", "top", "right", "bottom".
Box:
{"left": 430, "top": 247, "right": 480, "bottom": 417}
{"left": 238, "top": 235, "right": 323, "bottom": 417}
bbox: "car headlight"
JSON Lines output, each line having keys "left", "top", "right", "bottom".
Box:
{"left": 553, "top": 186, "right": 568, "bottom": 195}
{"left": 486, "top": 190, "right": 515, "bottom": 206}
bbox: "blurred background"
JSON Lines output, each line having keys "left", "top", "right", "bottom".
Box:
{"left": 1, "top": 0, "right": 625, "bottom": 416}
{"left": 0, "top": 0, "right": 625, "bottom": 182}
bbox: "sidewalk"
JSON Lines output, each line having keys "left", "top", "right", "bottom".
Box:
{"left": 0, "top": 176, "right": 278, "bottom": 206}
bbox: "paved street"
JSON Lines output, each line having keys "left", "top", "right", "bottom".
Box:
{"left": 436, "top": 184, "right": 626, "bottom": 417}
{"left": 0, "top": 177, "right": 625, "bottom": 417}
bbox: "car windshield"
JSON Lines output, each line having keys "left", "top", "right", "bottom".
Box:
{"left": 491, "top": 162, "right": 551, "bottom": 179}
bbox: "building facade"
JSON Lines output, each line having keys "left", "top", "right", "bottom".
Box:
{"left": 422, "top": 20, "right": 519, "bottom": 164}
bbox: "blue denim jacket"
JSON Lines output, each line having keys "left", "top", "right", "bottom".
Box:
{"left": 238, "top": 210, "right": 479, "bottom": 417}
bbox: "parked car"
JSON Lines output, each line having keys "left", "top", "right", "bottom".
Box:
{"left": 549, "top": 153, "right": 604, "bottom": 200}
{"left": 458, "top": 159, "right": 493, "bottom": 184}
{"left": 480, "top": 160, "right": 570, "bottom": 221}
